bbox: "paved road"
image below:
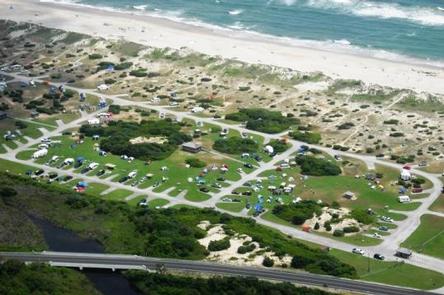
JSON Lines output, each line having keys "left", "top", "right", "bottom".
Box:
{"left": 1, "top": 71, "right": 444, "bottom": 275}
{"left": 0, "top": 251, "right": 436, "bottom": 295}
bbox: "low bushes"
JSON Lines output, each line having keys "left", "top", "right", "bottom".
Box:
{"left": 213, "top": 137, "right": 258, "bottom": 154}
{"left": 208, "top": 238, "right": 230, "bottom": 252}
{"left": 185, "top": 158, "right": 206, "bottom": 168}
{"left": 296, "top": 155, "right": 341, "bottom": 176}
{"left": 225, "top": 108, "right": 299, "bottom": 133}
{"left": 289, "top": 131, "right": 321, "bottom": 144}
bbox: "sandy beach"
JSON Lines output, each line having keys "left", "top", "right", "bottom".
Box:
{"left": 1, "top": 0, "right": 444, "bottom": 94}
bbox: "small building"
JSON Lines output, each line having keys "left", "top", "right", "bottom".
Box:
{"left": 0, "top": 111, "right": 7, "bottom": 120}
{"left": 396, "top": 248, "right": 412, "bottom": 259}
{"left": 343, "top": 191, "right": 356, "bottom": 200}
{"left": 182, "top": 142, "right": 202, "bottom": 153}
{"left": 398, "top": 195, "right": 411, "bottom": 203}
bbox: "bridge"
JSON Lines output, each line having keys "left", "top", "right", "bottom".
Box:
{"left": 0, "top": 251, "right": 436, "bottom": 295}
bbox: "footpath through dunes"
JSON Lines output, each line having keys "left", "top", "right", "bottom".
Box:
{"left": 1, "top": 0, "right": 444, "bottom": 94}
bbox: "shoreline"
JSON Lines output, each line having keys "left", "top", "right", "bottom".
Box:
{"left": 1, "top": 0, "right": 444, "bottom": 94}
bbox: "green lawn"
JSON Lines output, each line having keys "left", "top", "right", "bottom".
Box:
{"left": 216, "top": 201, "right": 245, "bottom": 213}
{"left": 84, "top": 183, "right": 109, "bottom": 196}
{"left": 0, "top": 159, "right": 35, "bottom": 175}
{"left": 25, "top": 135, "right": 247, "bottom": 202}
{"left": 401, "top": 214, "right": 444, "bottom": 259}
{"left": 148, "top": 198, "right": 170, "bottom": 208}
{"left": 102, "top": 189, "right": 133, "bottom": 201}
{"left": 430, "top": 196, "right": 444, "bottom": 213}
{"left": 330, "top": 249, "right": 444, "bottom": 290}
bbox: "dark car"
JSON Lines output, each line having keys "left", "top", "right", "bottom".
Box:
{"left": 373, "top": 254, "right": 385, "bottom": 260}
{"left": 217, "top": 176, "right": 226, "bottom": 182}
{"left": 119, "top": 176, "right": 129, "bottom": 183}
{"left": 199, "top": 186, "right": 210, "bottom": 193}
{"left": 96, "top": 169, "right": 106, "bottom": 177}
{"left": 241, "top": 191, "right": 252, "bottom": 196}
{"left": 34, "top": 169, "right": 44, "bottom": 176}
{"left": 63, "top": 175, "right": 73, "bottom": 182}
{"left": 378, "top": 226, "right": 389, "bottom": 231}
{"left": 48, "top": 172, "right": 58, "bottom": 179}
{"left": 244, "top": 163, "right": 253, "bottom": 169}
{"left": 80, "top": 168, "right": 90, "bottom": 174}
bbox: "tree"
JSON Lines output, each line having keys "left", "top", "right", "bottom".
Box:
{"left": 108, "top": 104, "right": 121, "bottom": 114}
{"left": 314, "top": 222, "right": 320, "bottom": 230}
{"left": 324, "top": 222, "right": 332, "bottom": 232}
{"left": 295, "top": 155, "right": 341, "bottom": 176}
{"left": 262, "top": 256, "right": 274, "bottom": 267}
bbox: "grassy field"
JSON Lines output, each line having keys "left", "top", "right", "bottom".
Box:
{"left": 216, "top": 201, "right": 246, "bottom": 213}
{"left": 0, "top": 158, "right": 35, "bottom": 175}
{"left": 401, "top": 214, "right": 444, "bottom": 259}
{"left": 430, "top": 196, "right": 444, "bottom": 213}
{"left": 21, "top": 135, "right": 249, "bottom": 203}
{"left": 148, "top": 198, "right": 170, "bottom": 208}
{"left": 102, "top": 189, "right": 133, "bottom": 201}
{"left": 330, "top": 249, "right": 444, "bottom": 290}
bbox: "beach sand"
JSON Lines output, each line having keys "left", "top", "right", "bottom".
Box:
{"left": 1, "top": 0, "right": 444, "bottom": 94}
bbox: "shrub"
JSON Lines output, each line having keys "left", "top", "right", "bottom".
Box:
{"left": 213, "top": 137, "right": 258, "bottom": 154}
{"left": 108, "top": 104, "right": 121, "bottom": 114}
{"left": 237, "top": 243, "right": 256, "bottom": 254}
{"left": 88, "top": 53, "right": 103, "bottom": 60}
{"left": 262, "top": 256, "right": 274, "bottom": 267}
{"left": 272, "top": 200, "right": 322, "bottom": 225}
{"left": 350, "top": 209, "right": 375, "bottom": 225}
{"left": 343, "top": 226, "right": 360, "bottom": 233}
{"left": 296, "top": 155, "right": 341, "bottom": 176}
{"left": 324, "top": 222, "right": 332, "bottom": 232}
{"left": 208, "top": 238, "right": 230, "bottom": 252}
{"left": 289, "top": 131, "right": 321, "bottom": 144}
{"left": 314, "top": 222, "right": 320, "bottom": 230}
{"left": 268, "top": 139, "right": 289, "bottom": 153}
{"left": 333, "top": 229, "right": 344, "bottom": 237}
{"left": 185, "top": 158, "right": 206, "bottom": 168}
{"left": 225, "top": 108, "right": 299, "bottom": 134}
{"left": 129, "top": 69, "right": 148, "bottom": 77}
{"left": 15, "top": 121, "right": 28, "bottom": 129}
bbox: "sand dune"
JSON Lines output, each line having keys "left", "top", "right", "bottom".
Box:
{"left": 1, "top": 0, "right": 444, "bottom": 94}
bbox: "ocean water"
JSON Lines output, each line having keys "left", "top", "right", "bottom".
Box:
{"left": 43, "top": 0, "right": 444, "bottom": 65}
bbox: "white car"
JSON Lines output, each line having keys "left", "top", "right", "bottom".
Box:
{"left": 352, "top": 248, "right": 365, "bottom": 255}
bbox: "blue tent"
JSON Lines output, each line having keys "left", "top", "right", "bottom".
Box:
{"left": 254, "top": 203, "right": 263, "bottom": 214}
{"left": 77, "top": 181, "right": 88, "bottom": 187}
{"left": 76, "top": 156, "right": 85, "bottom": 163}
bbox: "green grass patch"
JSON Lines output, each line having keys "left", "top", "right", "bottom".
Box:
{"left": 401, "top": 214, "right": 444, "bottom": 259}
{"left": 330, "top": 249, "right": 444, "bottom": 290}
{"left": 102, "top": 189, "right": 133, "bottom": 201}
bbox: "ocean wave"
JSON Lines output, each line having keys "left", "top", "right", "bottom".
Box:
{"left": 38, "top": 0, "right": 444, "bottom": 68}
{"left": 297, "top": 0, "right": 444, "bottom": 27}
{"left": 228, "top": 9, "right": 243, "bottom": 15}
{"left": 132, "top": 5, "right": 148, "bottom": 11}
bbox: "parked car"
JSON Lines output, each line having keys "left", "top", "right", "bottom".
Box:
{"left": 199, "top": 186, "right": 210, "bottom": 193}
{"left": 378, "top": 226, "right": 389, "bottom": 231}
{"left": 34, "top": 169, "right": 44, "bottom": 176}
{"left": 352, "top": 248, "right": 365, "bottom": 255}
{"left": 373, "top": 253, "right": 385, "bottom": 260}
{"left": 96, "top": 169, "right": 106, "bottom": 177}
{"left": 244, "top": 163, "right": 253, "bottom": 169}
{"left": 119, "top": 176, "right": 129, "bottom": 183}
{"left": 138, "top": 199, "right": 148, "bottom": 207}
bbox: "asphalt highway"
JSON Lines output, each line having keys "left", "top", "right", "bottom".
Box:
{"left": 0, "top": 252, "right": 435, "bottom": 295}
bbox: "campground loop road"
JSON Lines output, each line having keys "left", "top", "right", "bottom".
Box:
{"left": 1, "top": 71, "right": 444, "bottom": 275}
{"left": 0, "top": 251, "right": 436, "bottom": 295}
